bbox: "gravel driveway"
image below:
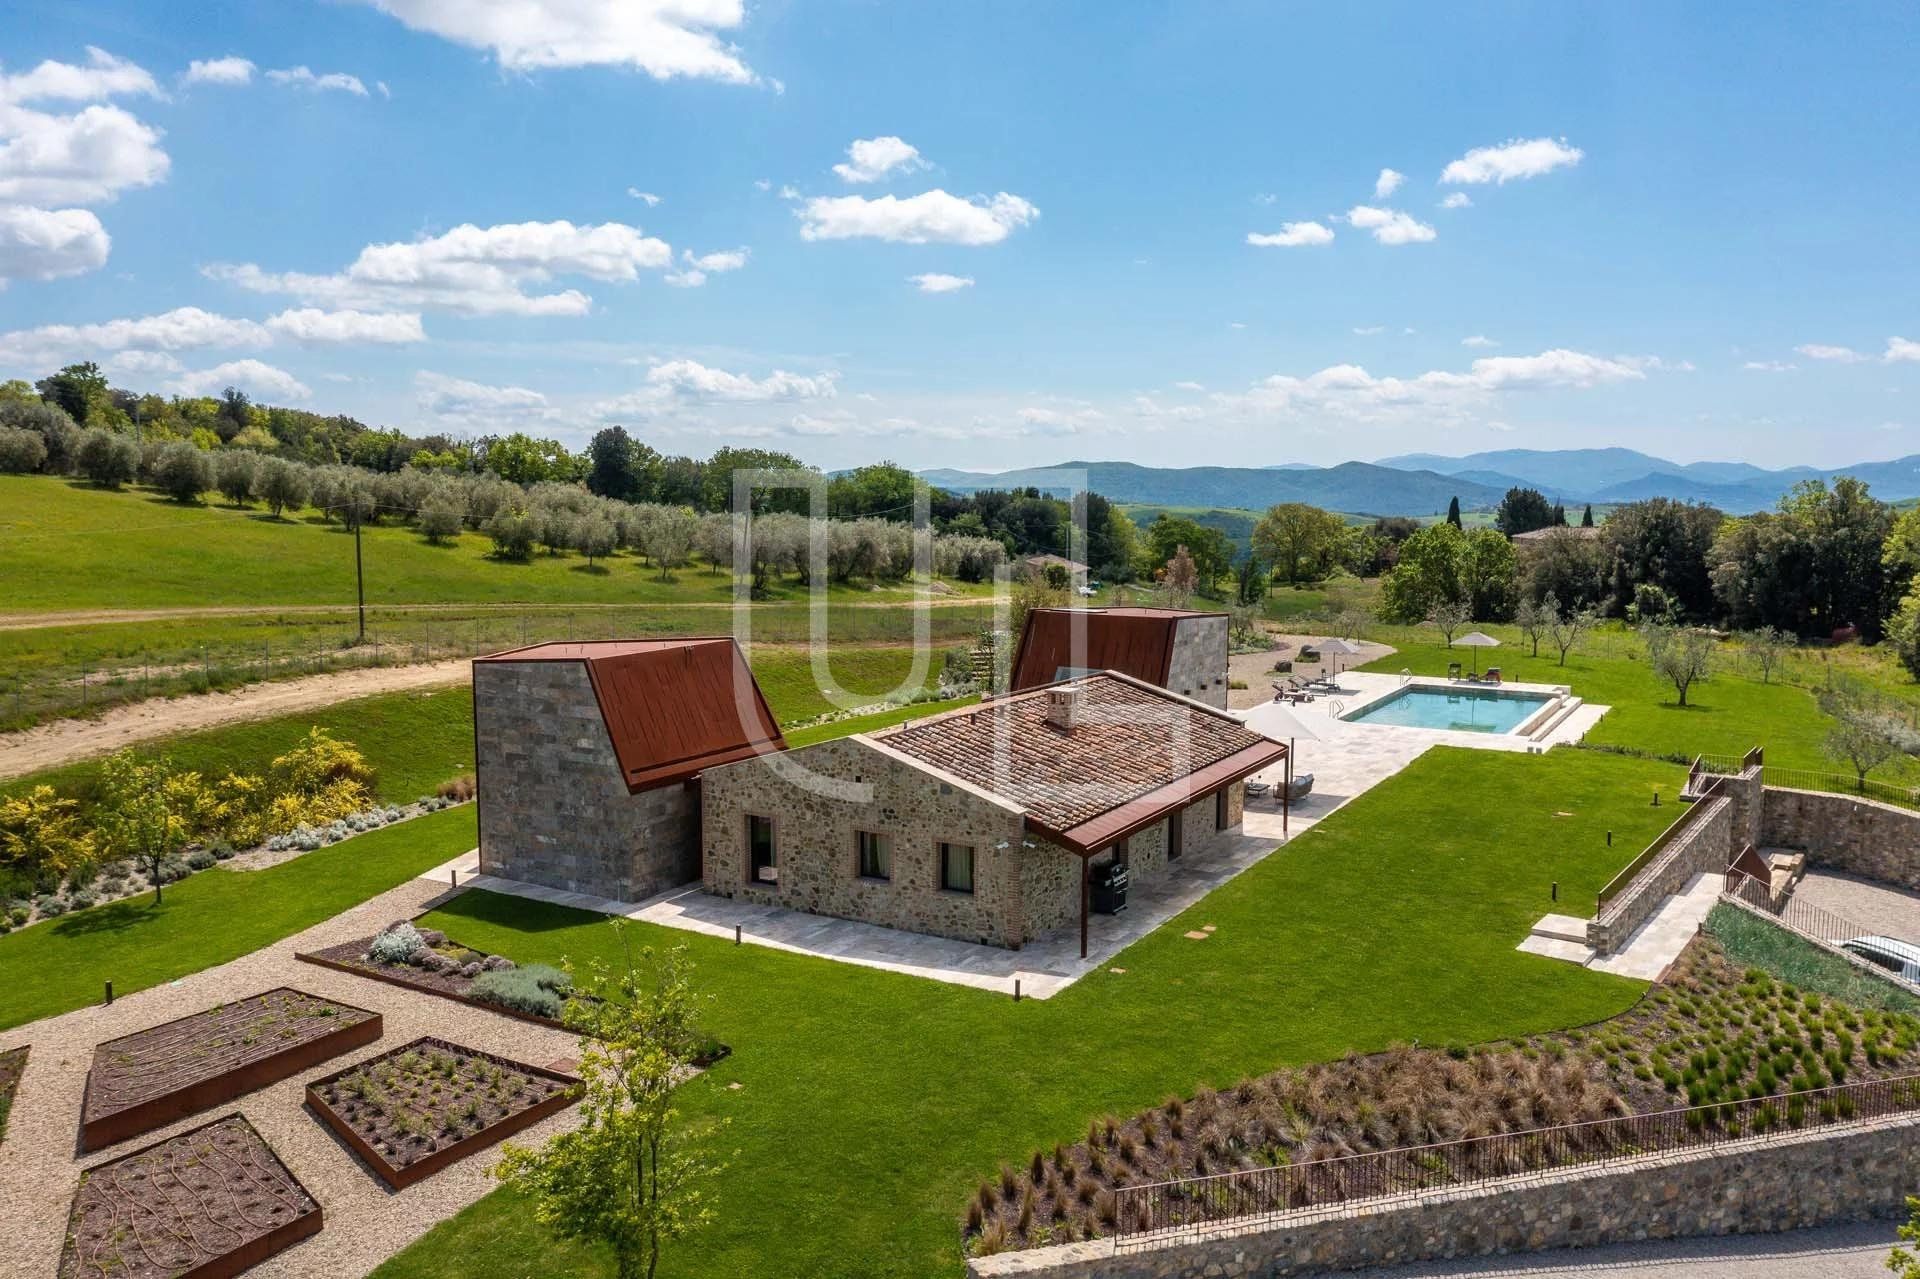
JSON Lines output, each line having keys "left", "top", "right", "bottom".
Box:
{"left": 1796, "top": 869, "right": 1920, "bottom": 945}
{"left": 0, "top": 876, "right": 585, "bottom": 1279}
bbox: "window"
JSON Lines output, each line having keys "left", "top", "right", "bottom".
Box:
{"left": 1215, "top": 787, "right": 1229, "bottom": 828}
{"left": 856, "top": 830, "right": 892, "bottom": 881}
{"left": 939, "top": 841, "right": 975, "bottom": 894}
{"left": 1168, "top": 810, "right": 1183, "bottom": 860}
{"left": 747, "top": 814, "right": 776, "bottom": 883}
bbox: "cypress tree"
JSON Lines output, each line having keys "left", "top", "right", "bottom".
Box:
{"left": 1581, "top": 504, "right": 1595, "bottom": 528}
{"left": 1446, "top": 496, "right": 1462, "bottom": 527}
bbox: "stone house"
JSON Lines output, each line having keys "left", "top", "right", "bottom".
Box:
{"left": 700, "top": 672, "right": 1285, "bottom": 953}
{"left": 472, "top": 639, "right": 786, "bottom": 902}
{"left": 1012, "top": 606, "right": 1231, "bottom": 708}
{"left": 1020, "top": 553, "right": 1090, "bottom": 586}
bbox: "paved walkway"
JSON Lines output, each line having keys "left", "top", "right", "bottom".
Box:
{"left": 0, "top": 877, "right": 585, "bottom": 1279}
{"left": 1518, "top": 871, "right": 1723, "bottom": 980}
{"left": 1796, "top": 869, "right": 1920, "bottom": 944}
{"left": 1321, "top": 1219, "right": 1903, "bottom": 1278}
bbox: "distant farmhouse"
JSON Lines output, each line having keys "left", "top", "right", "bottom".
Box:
{"left": 1019, "top": 553, "right": 1090, "bottom": 585}
{"left": 470, "top": 608, "right": 1275, "bottom": 956}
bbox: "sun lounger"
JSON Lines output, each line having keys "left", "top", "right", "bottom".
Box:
{"left": 1447, "top": 661, "right": 1463, "bottom": 680}
{"left": 1284, "top": 772, "right": 1315, "bottom": 803}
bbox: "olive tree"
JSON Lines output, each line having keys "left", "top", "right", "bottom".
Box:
{"left": 152, "top": 441, "right": 215, "bottom": 502}
{"left": 1641, "top": 622, "right": 1714, "bottom": 707}
{"left": 486, "top": 508, "right": 538, "bottom": 561}
{"left": 418, "top": 494, "right": 465, "bottom": 545}
{"left": 257, "top": 456, "right": 311, "bottom": 518}
{"left": 76, "top": 428, "right": 139, "bottom": 488}
{"left": 1818, "top": 682, "right": 1919, "bottom": 791}
{"left": 1544, "top": 594, "right": 1597, "bottom": 666}
{"left": 576, "top": 513, "right": 618, "bottom": 568}
{"left": 0, "top": 425, "right": 48, "bottom": 473}
{"left": 1424, "top": 598, "right": 1472, "bottom": 648}
{"left": 214, "top": 450, "right": 259, "bottom": 506}
{"left": 1742, "top": 625, "right": 1790, "bottom": 684}
{"left": 1514, "top": 595, "right": 1547, "bottom": 657}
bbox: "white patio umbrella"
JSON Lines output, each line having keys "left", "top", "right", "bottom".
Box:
{"left": 1238, "top": 700, "right": 1326, "bottom": 839}
{"left": 1318, "top": 636, "right": 1363, "bottom": 676}
{"left": 1454, "top": 630, "right": 1501, "bottom": 675}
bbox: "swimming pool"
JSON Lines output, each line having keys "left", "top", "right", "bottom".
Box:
{"left": 1342, "top": 685, "right": 1557, "bottom": 734}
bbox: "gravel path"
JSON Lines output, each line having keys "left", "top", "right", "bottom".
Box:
{"left": 1796, "top": 870, "right": 1920, "bottom": 945}
{"left": 0, "top": 877, "right": 584, "bottom": 1279}
{"left": 0, "top": 659, "right": 472, "bottom": 781}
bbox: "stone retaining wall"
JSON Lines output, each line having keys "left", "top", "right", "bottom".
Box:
{"left": 969, "top": 1113, "right": 1920, "bottom": 1279}
{"left": 1763, "top": 786, "right": 1920, "bottom": 891}
{"left": 1587, "top": 796, "right": 1731, "bottom": 954}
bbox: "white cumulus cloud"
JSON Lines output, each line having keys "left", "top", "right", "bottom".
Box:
{"left": 664, "top": 246, "right": 748, "bottom": 287}
{"left": 1461, "top": 335, "right": 1498, "bottom": 348}
{"left": 910, "top": 272, "right": 974, "bottom": 293}
{"left": 184, "top": 57, "right": 255, "bottom": 87}
{"left": 265, "top": 308, "right": 426, "bottom": 344}
{"left": 266, "top": 66, "right": 369, "bottom": 95}
{"left": 170, "top": 358, "right": 312, "bottom": 400}
{"left": 0, "top": 205, "right": 109, "bottom": 287}
{"left": 1441, "top": 137, "right": 1584, "bottom": 185}
{"left": 1227, "top": 348, "right": 1649, "bottom": 423}
{"left": 1247, "top": 220, "right": 1333, "bottom": 248}
{"left": 1887, "top": 337, "right": 1920, "bottom": 364}
{"left": 1374, "top": 168, "right": 1405, "bottom": 199}
{"left": 0, "top": 47, "right": 160, "bottom": 104}
{"left": 0, "top": 306, "right": 269, "bottom": 364}
{"left": 415, "top": 370, "right": 556, "bottom": 426}
{"left": 1796, "top": 343, "right": 1867, "bottom": 363}
{"left": 797, "top": 190, "right": 1037, "bottom": 245}
{"left": 207, "top": 220, "right": 675, "bottom": 316}
{"left": 1440, "top": 192, "right": 1472, "bottom": 209}
{"left": 1344, "top": 205, "right": 1436, "bottom": 245}
{"left": 355, "top": 0, "right": 760, "bottom": 85}
{"left": 832, "top": 135, "right": 926, "bottom": 183}
{"left": 1743, "top": 360, "right": 1797, "bottom": 372}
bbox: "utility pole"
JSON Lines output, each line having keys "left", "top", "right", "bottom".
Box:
{"left": 353, "top": 517, "right": 366, "bottom": 645}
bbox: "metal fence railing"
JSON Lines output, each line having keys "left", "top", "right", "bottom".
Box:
{"left": 1594, "top": 777, "right": 1723, "bottom": 917}
{"left": 1110, "top": 1072, "right": 1920, "bottom": 1248}
{"left": 1694, "top": 750, "right": 1920, "bottom": 812}
{"left": 1724, "top": 870, "right": 1920, "bottom": 989}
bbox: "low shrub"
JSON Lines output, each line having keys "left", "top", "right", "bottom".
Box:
{"left": 37, "top": 896, "right": 69, "bottom": 918}
{"left": 437, "top": 774, "right": 476, "bottom": 803}
{"left": 469, "top": 966, "right": 566, "bottom": 1018}
{"left": 186, "top": 849, "right": 218, "bottom": 871}
{"left": 368, "top": 920, "right": 425, "bottom": 965}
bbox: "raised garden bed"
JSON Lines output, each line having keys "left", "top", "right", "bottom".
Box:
{"left": 82, "top": 987, "right": 381, "bottom": 1151}
{"left": 59, "top": 1113, "right": 322, "bottom": 1279}
{"left": 305, "top": 1036, "right": 578, "bottom": 1188}
{"left": 0, "top": 1044, "right": 25, "bottom": 1142}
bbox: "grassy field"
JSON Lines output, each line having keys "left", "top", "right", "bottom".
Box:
{"left": 372, "top": 746, "right": 1674, "bottom": 1279}
{"left": 1358, "top": 621, "right": 1920, "bottom": 782}
{"left": 0, "top": 476, "right": 996, "bottom": 613}
{"left": 0, "top": 804, "right": 480, "bottom": 1031}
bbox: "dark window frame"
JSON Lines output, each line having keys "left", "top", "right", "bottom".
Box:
{"left": 855, "top": 829, "right": 892, "bottom": 882}
{"left": 747, "top": 813, "right": 776, "bottom": 884}
{"left": 938, "top": 840, "right": 975, "bottom": 894}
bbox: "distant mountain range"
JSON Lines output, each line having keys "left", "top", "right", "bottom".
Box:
{"left": 918, "top": 449, "right": 1920, "bottom": 516}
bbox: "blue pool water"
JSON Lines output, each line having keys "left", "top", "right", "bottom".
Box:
{"left": 1342, "top": 685, "right": 1553, "bottom": 734}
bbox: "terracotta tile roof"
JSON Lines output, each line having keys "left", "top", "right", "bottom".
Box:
{"left": 870, "top": 673, "right": 1283, "bottom": 851}
{"left": 475, "top": 638, "right": 785, "bottom": 791}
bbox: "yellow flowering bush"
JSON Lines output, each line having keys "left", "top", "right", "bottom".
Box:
{"left": 0, "top": 786, "right": 96, "bottom": 889}
{"left": 270, "top": 728, "right": 375, "bottom": 799}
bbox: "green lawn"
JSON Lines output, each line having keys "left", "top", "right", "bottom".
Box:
{"left": 1358, "top": 622, "right": 1920, "bottom": 781}
{"left": 376, "top": 746, "right": 1676, "bottom": 1279}
{"left": 0, "top": 804, "right": 480, "bottom": 1031}
{"left": 783, "top": 694, "right": 980, "bottom": 747}
{"left": 0, "top": 475, "right": 995, "bottom": 613}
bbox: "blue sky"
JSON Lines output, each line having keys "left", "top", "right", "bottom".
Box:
{"left": 2, "top": 1, "right": 1916, "bottom": 471}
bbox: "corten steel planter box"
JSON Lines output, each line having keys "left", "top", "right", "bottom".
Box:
{"left": 296, "top": 945, "right": 572, "bottom": 1032}
{"left": 306, "top": 1035, "right": 581, "bottom": 1189}
{"left": 59, "top": 1113, "right": 322, "bottom": 1279}
{"left": 81, "top": 987, "right": 382, "bottom": 1152}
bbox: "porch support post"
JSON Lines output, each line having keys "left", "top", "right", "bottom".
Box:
{"left": 1284, "top": 741, "right": 1292, "bottom": 840}
{"left": 1079, "top": 855, "right": 1090, "bottom": 960}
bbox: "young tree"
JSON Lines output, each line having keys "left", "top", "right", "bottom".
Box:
{"left": 1545, "top": 597, "right": 1596, "bottom": 667}
{"left": 97, "top": 752, "right": 186, "bottom": 904}
{"left": 1742, "top": 625, "right": 1790, "bottom": 684}
{"left": 1162, "top": 545, "right": 1199, "bottom": 608}
{"left": 1425, "top": 598, "right": 1471, "bottom": 647}
{"left": 1817, "top": 682, "right": 1918, "bottom": 792}
{"left": 495, "top": 932, "right": 727, "bottom": 1279}
{"left": 1515, "top": 595, "right": 1547, "bottom": 657}
{"left": 1641, "top": 623, "right": 1714, "bottom": 707}
{"left": 1890, "top": 1195, "right": 1920, "bottom": 1279}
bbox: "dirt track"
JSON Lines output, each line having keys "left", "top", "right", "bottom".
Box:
{"left": 0, "top": 658, "right": 472, "bottom": 781}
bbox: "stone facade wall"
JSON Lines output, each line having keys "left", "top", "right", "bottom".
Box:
{"left": 969, "top": 1114, "right": 1920, "bottom": 1279}
{"left": 1762, "top": 787, "right": 1920, "bottom": 891}
{"left": 1021, "top": 835, "right": 1084, "bottom": 939}
{"left": 1166, "top": 616, "right": 1230, "bottom": 709}
{"left": 1722, "top": 765, "right": 1764, "bottom": 851}
{"left": 474, "top": 661, "right": 698, "bottom": 902}
{"left": 1587, "top": 796, "right": 1730, "bottom": 954}
{"left": 700, "top": 736, "right": 1031, "bottom": 947}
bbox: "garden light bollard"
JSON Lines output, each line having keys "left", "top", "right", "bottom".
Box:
{"left": 735, "top": 923, "right": 742, "bottom": 945}
{"left": 105, "top": 980, "right": 113, "bottom": 1006}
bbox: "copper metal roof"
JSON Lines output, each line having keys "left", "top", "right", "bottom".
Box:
{"left": 1010, "top": 606, "right": 1228, "bottom": 692}
{"left": 475, "top": 638, "right": 786, "bottom": 791}
{"left": 870, "top": 672, "right": 1283, "bottom": 853}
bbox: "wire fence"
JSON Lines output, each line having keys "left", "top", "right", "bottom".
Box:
{"left": 1724, "top": 869, "right": 1920, "bottom": 986}
{"left": 1693, "top": 752, "right": 1920, "bottom": 812}
{"left": 0, "top": 601, "right": 998, "bottom": 732}
{"left": 1110, "top": 1072, "right": 1920, "bottom": 1248}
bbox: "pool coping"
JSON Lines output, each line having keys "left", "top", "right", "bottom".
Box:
{"left": 1337, "top": 676, "right": 1571, "bottom": 739}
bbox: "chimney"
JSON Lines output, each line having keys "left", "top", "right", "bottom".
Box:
{"left": 1045, "top": 683, "right": 1086, "bottom": 731}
